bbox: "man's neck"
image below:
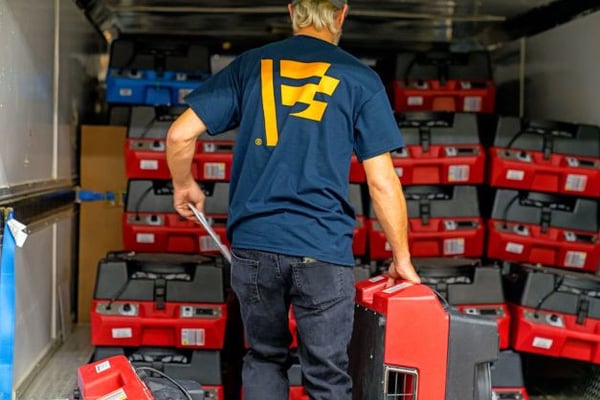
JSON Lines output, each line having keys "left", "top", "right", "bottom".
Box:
{"left": 294, "top": 27, "right": 338, "bottom": 45}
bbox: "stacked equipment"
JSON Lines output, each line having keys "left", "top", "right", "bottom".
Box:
{"left": 506, "top": 265, "right": 600, "bottom": 365}
{"left": 91, "top": 252, "right": 229, "bottom": 399}
{"left": 106, "top": 39, "right": 210, "bottom": 106}
{"left": 388, "top": 51, "right": 495, "bottom": 114}
{"left": 487, "top": 117, "right": 600, "bottom": 273}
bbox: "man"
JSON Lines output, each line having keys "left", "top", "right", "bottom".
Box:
{"left": 166, "top": 0, "right": 420, "bottom": 399}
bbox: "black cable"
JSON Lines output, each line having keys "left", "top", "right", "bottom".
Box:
{"left": 135, "top": 366, "right": 193, "bottom": 400}
{"left": 505, "top": 130, "right": 528, "bottom": 150}
{"left": 138, "top": 115, "right": 158, "bottom": 139}
{"left": 106, "top": 279, "right": 131, "bottom": 311}
{"left": 134, "top": 185, "right": 155, "bottom": 219}
{"left": 430, "top": 286, "right": 452, "bottom": 310}
{"left": 501, "top": 192, "right": 521, "bottom": 229}
{"left": 403, "top": 54, "right": 419, "bottom": 86}
{"left": 534, "top": 276, "right": 565, "bottom": 318}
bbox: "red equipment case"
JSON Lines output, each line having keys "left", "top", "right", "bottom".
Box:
{"left": 123, "top": 180, "right": 230, "bottom": 254}
{"left": 91, "top": 252, "right": 228, "bottom": 350}
{"left": 393, "top": 112, "right": 485, "bottom": 185}
{"left": 489, "top": 117, "right": 600, "bottom": 198}
{"left": 349, "top": 276, "right": 498, "bottom": 400}
{"left": 349, "top": 184, "right": 367, "bottom": 257}
{"left": 76, "top": 355, "right": 153, "bottom": 400}
{"left": 349, "top": 154, "right": 366, "bottom": 183}
{"left": 389, "top": 51, "right": 495, "bottom": 113}
{"left": 196, "top": 129, "right": 237, "bottom": 181}
{"left": 288, "top": 362, "right": 309, "bottom": 400}
{"left": 118, "top": 106, "right": 186, "bottom": 179}
{"left": 491, "top": 351, "right": 530, "bottom": 400}
{"left": 113, "top": 106, "right": 238, "bottom": 181}
{"left": 93, "top": 347, "right": 225, "bottom": 400}
{"left": 507, "top": 266, "right": 600, "bottom": 365}
{"left": 487, "top": 189, "right": 599, "bottom": 272}
{"left": 75, "top": 355, "right": 206, "bottom": 400}
{"left": 368, "top": 185, "right": 484, "bottom": 259}
{"left": 415, "top": 258, "right": 511, "bottom": 349}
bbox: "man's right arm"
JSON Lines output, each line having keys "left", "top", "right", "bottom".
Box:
{"left": 363, "top": 152, "right": 421, "bottom": 285}
{"left": 166, "top": 108, "right": 208, "bottom": 220}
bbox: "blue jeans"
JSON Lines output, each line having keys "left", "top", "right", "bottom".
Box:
{"left": 231, "top": 248, "right": 355, "bottom": 400}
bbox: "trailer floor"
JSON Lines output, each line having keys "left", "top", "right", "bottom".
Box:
{"left": 19, "top": 325, "right": 93, "bottom": 400}
{"left": 17, "top": 325, "right": 592, "bottom": 400}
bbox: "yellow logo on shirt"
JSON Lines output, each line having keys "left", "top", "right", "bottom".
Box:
{"left": 260, "top": 59, "right": 340, "bottom": 147}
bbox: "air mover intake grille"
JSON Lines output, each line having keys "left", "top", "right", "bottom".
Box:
{"left": 384, "top": 366, "right": 418, "bottom": 399}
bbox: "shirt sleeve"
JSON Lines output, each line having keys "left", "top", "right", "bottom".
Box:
{"left": 184, "top": 57, "right": 242, "bottom": 136}
{"left": 354, "top": 89, "right": 404, "bottom": 162}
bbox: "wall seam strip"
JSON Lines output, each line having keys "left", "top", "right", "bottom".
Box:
{"left": 52, "top": 0, "right": 60, "bottom": 180}
{"left": 51, "top": 0, "right": 60, "bottom": 343}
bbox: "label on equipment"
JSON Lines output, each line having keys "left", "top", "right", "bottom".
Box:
{"left": 394, "top": 167, "right": 404, "bottom": 177}
{"left": 565, "top": 174, "right": 587, "bottom": 192}
{"left": 565, "top": 251, "right": 587, "bottom": 269}
{"left": 140, "top": 160, "right": 159, "bottom": 170}
{"left": 382, "top": 282, "right": 413, "bottom": 294}
{"left": 112, "top": 328, "right": 133, "bottom": 339}
{"left": 506, "top": 169, "right": 525, "bottom": 181}
{"left": 182, "top": 329, "right": 205, "bottom": 346}
{"left": 464, "top": 97, "right": 482, "bottom": 112}
{"left": 384, "top": 242, "right": 392, "bottom": 252}
{"left": 407, "top": 96, "right": 424, "bottom": 106}
{"left": 532, "top": 337, "right": 553, "bottom": 350}
{"left": 119, "top": 88, "right": 133, "bottom": 97}
{"left": 136, "top": 233, "right": 155, "bottom": 244}
{"left": 506, "top": 242, "right": 524, "bottom": 254}
{"left": 204, "top": 163, "right": 226, "bottom": 180}
{"left": 443, "top": 238, "right": 465, "bottom": 255}
{"left": 95, "top": 360, "right": 111, "bottom": 374}
{"left": 99, "top": 388, "right": 127, "bottom": 400}
{"left": 448, "top": 165, "right": 470, "bottom": 182}
{"left": 368, "top": 276, "right": 386, "bottom": 283}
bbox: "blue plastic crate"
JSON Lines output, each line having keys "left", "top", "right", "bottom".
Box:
{"left": 106, "top": 69, "right": 209, "bottom": 106}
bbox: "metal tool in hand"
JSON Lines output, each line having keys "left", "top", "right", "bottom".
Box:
{"left": 188, "top": 203, "right": 232, "bottom": 263}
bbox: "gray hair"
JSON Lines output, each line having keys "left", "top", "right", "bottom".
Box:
{"left": 291, "top": 0, "right": 343, "bottom": 35}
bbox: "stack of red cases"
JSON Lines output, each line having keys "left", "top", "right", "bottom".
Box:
{"left": 389, "top": 51, "right": 495, "bottom": 114}
{"left": 508, "top": 267, "right": 600, "bottom": 365}
{"left": 368, "top": 185, "right": 484, "bottom": 259}
{"left": 489, "top": 117, "right": 600, "bottom": 198}
{"left": 487, "top": 189, "right": 599, "bottom": 273}
{"left": 123, "top": 180, "right": 230, "bottom": 255}
{"left": 90, "top": 252, "right": 228, "bottom": 399}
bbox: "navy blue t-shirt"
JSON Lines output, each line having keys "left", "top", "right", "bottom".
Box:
{"left": 186, "top": 35, "right": 403, "bottom": 266}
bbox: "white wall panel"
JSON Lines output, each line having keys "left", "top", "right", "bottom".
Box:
{"left": 492, "top": 39, "right": 523, "bottom": 117}
{"left": 57, "top": 0, "right": 101, "bottom": 180}
{"left": 525, "top": 11, "right": 600, "bottom": 125}
{"left": 0, "top": 0, "right": 55, "bottom": 187}
{"left": 13, "top": 225, "right": 54, "bottom": 388}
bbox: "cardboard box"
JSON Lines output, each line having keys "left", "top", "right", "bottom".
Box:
{"left": 78, "top": 125, "right": 127, "bottom": 323}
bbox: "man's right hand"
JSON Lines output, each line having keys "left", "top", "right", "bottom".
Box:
{"left": 173, "top": 181, "right": 206, "bottom": 222}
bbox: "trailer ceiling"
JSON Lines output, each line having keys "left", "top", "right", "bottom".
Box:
{"left": 77, "top": 0, "right": 600, "bottom": 53}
